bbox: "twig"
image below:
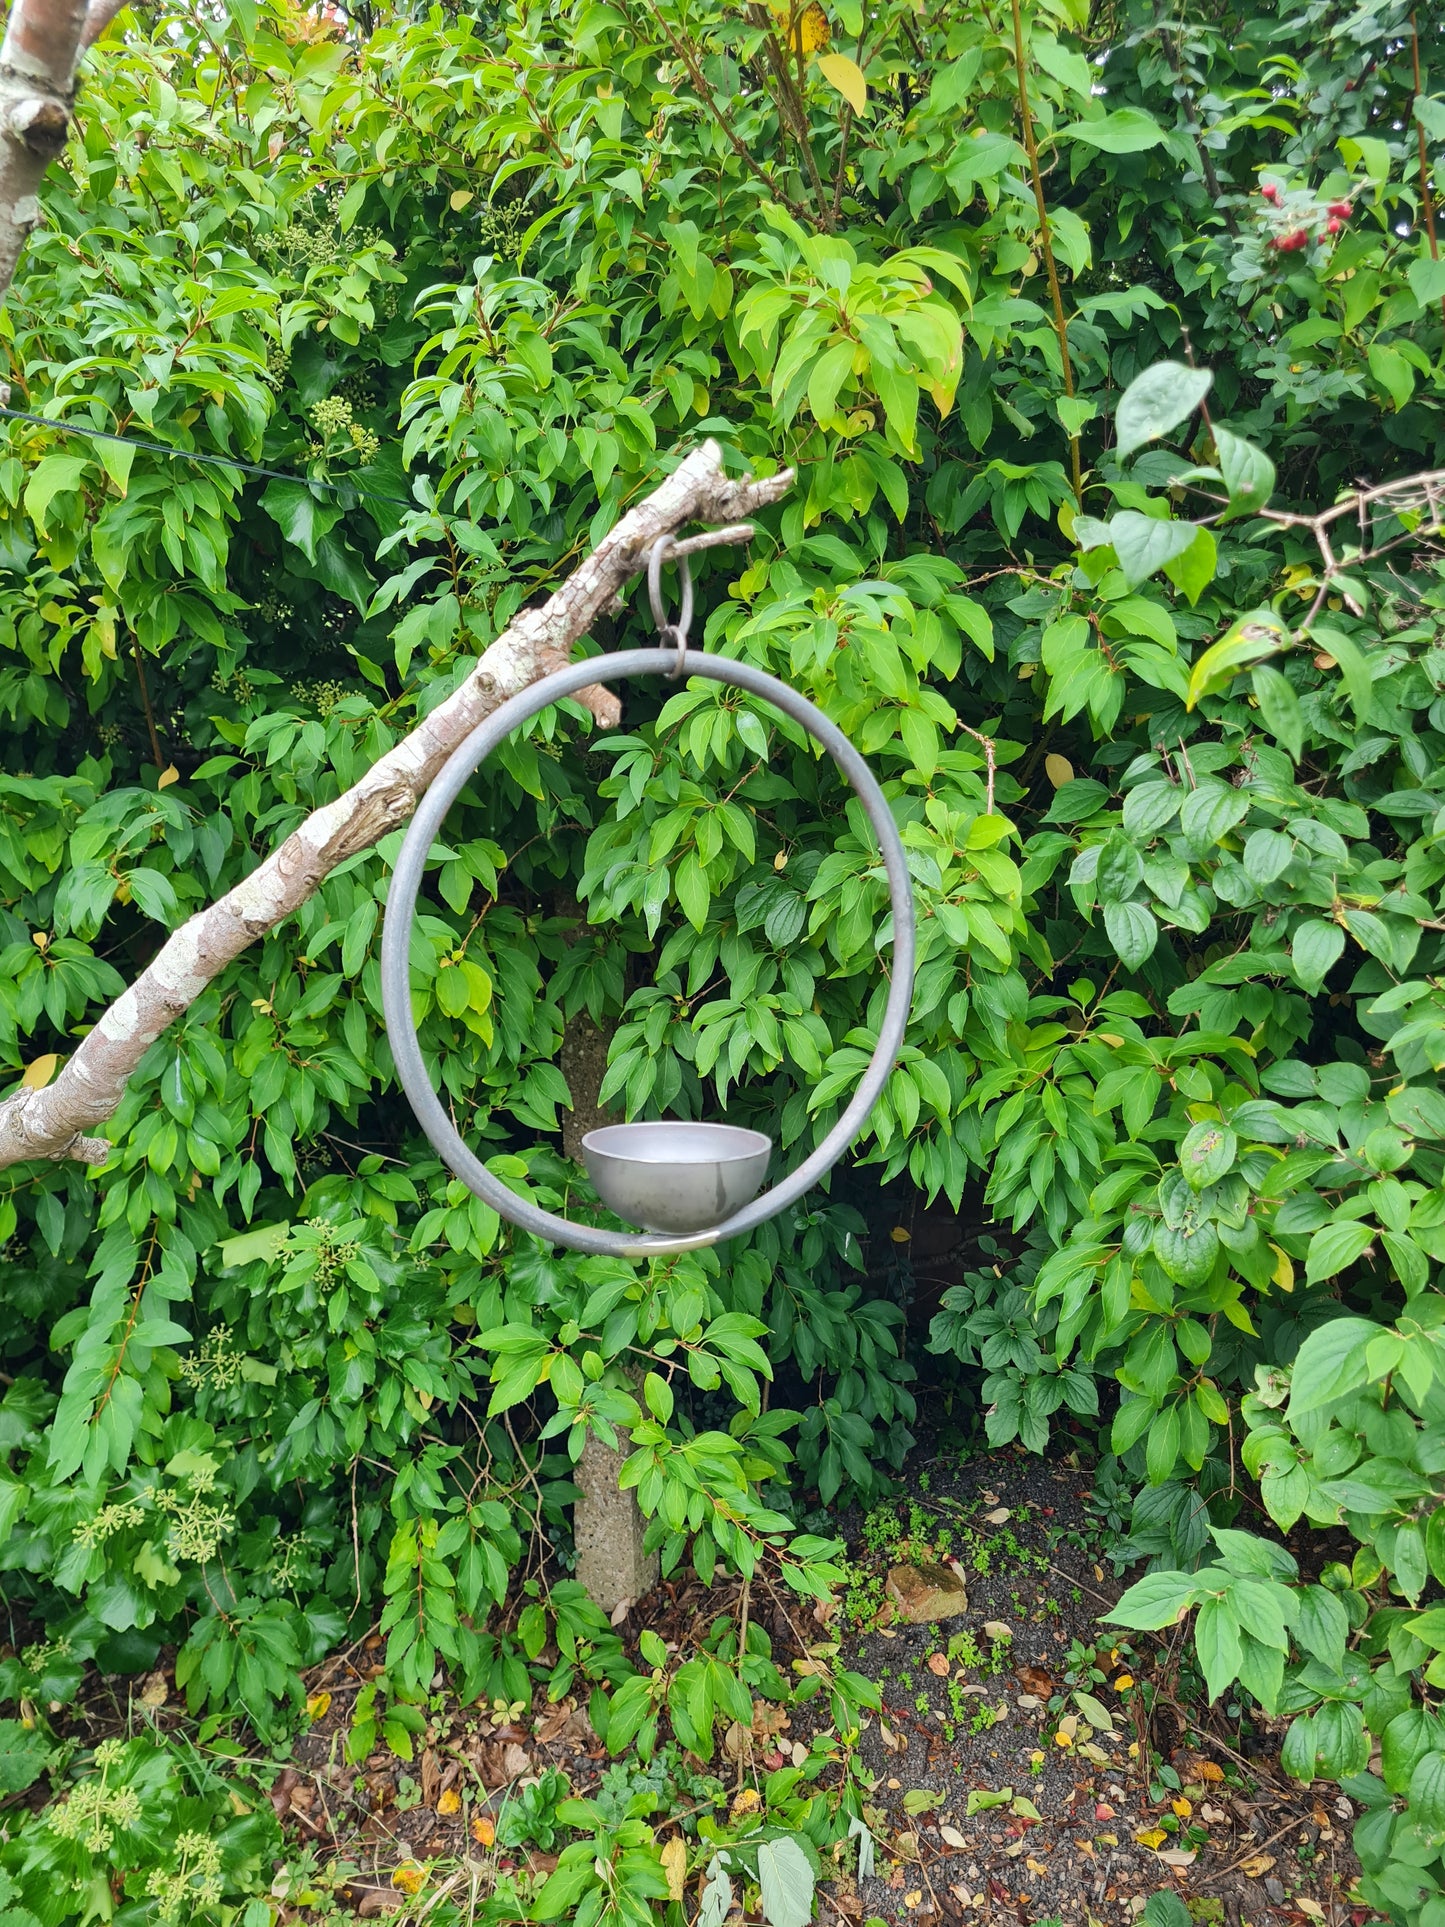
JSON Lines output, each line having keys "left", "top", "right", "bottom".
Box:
{"left": 132, "top": 636, "right": 165, "bottom": 769}
{"left": 958, "top": 722, "right": 997, "bottom": 816}
{"left": 1009, "top": 0, "right": 1082, "bottom": 503}
{"left": 1412, "top": 13, "right": 1445, "bottom": 326}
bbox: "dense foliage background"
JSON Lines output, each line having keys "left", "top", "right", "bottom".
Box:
{"left": 4, "top": 0, "right": 1445, "bottom": 1917}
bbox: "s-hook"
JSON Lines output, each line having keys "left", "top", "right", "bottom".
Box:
{"left": 647, "top": 534, "right": 692, "bottom": 678}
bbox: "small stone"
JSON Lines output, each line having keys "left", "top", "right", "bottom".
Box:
{"left": 886, "top": 1562, "right": 969, "bottom": 1623}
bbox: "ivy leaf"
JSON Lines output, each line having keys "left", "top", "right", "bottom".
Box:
{"left": 260, "top": 479, "right": 339, "bottom": 563}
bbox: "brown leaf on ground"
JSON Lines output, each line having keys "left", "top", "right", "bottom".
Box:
{"left": 927, "top": 1653, "right": 950, "bottom": 1677}
{"left": 501, "top": 1743, "right": 530, "bottom": 1781}
{"left": 1016, "top": 1665, "right": 1053, "bottom": 1696}
{"left": 420, "top": 1749, "right": 441, "bottom": 1805}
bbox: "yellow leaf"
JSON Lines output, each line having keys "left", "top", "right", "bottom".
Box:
{"left": 437, "top": 1787, "right": 461, "bottom": 1815}
{"left": 1135, "top": 1827, "right": 1167, "bottom": 1850}
{"left": 731, "top": 1787, "right": 761, "bottom": 1817}
{"left": 1113, "top": 1674, "right": 1134, "bottom": 1691}
{"left": 1172, "top": 1796, "right": 1192, "bottom": 1818}
{"left": 1270, "top": 1243, "right": 1295, "bottom": 1292}
{"left": 816, "top": 51, "right": 866, "bottom": 114}
{"left": 1197, "top": 1760, "right": 1224, "bottom": 1782}
{"left": 450, "top": 189, "right": 474, "bottom": 210}
{"left": 904, "top": 1893, "right": 923, "bottom": 1910}
{"left": 471, "top": 1815, "right": 496, "bottom": 1847}
{"left": 304, "top": 1690, "right": 331, "bottom": 1721}
{"left": 1045, "top": 752, "right": 1074, "bottom": 788}
{"left": 392, "top": 1863, "right": 426, "bottom": 1896}
{"left": 157, "top": 764, "right": 180, "bottom": 789}
{"left": 661, "top": 1836, "right": 686, "bottom": 1902}
{"left": 772, "top": 0, "right": 830, "bottom": 50}
{"left": 890, "top": 1226, "right": 911, "bottom": 1243}
{"left": 20, "top": 1055, "right": 58, "bottom": 1090}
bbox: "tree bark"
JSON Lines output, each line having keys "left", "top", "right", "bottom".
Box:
{"left": 0, "top": 442, "right": 792, "bottom": 1170}
{"left": 0, "top": 0, "right": 120, "bottom": 303}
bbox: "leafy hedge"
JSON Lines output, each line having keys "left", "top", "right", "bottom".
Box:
{"left": 3, "top": 0, "right": 1445, "bottom": 1919}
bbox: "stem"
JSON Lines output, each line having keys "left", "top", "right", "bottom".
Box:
{"left": 1158, "top": 18, "right": 1238, "bottom": 236}
{"left": 1008, "top": 0, "right": 1082, "bottom": 504}
{"left": 1411, "top": 13, "right": 1445, "bottom": 326}
{"left": 132, "top": 636, "right": 165, "bottom": 769}
{"left": 645, "top": 0, "right": 818, "bottom": 228}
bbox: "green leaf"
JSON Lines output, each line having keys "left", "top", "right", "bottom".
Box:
{"left": 1186, "top": 614, "right": 1288, "bottom": 708}
{"left": 23, "top": 454, "right": 90, "bottom": 534}
{"left": 1103, "top": 900, "right": 1157, "bottom": 970}
{"left": 1252, "top": 665, "right": 1304, "bottom": 760}
{"left": 1180, "top": 1120, "right": 1237, "bottom": 1190}
{"left": 217, "top": 1222, "right": 291, "bottom": 1268}
{"left": 1292, "top": 919, "right": 1345, "bottom": 994}
{"left": 1108, "top": 511, "right": 1201, "bottom": 588}
{"left": 1304, "top": 1219, "right": 1375, "bottom": 1284}
{"left": 1058, "top": 107, "right": 1168, "bottom": 154}
{"left": 1105, "top": 1568, "right": 1202, "bottom": 1630}
{"left": 1213, "top": 426, "right": 1276, "bottom": 519}
{"left": 1288, "top": 1315, "right": 1384, "bottom": 1417}
{"left": 1410, "top": 1751, "right": 1445, "bottom": 1845}
{"left": 260, "top": 479, "right": 340, "bottom": 563}
{"left": 1194, "top": 1594, "right": 1243, "bottom": 1701}
{"left": 756, "top": 1837, "right": 815, "bottom": 1927}
{"left": 1114, "top": 362, "right": 1214, "bottom": 458}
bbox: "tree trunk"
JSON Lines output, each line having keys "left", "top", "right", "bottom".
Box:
{"left": 0, "top": 0, "right": 123, "bottom": 303}
{"left": 573, "top": 1424, "right": 659, "bottom": 1618}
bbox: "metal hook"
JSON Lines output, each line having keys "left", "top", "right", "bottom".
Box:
{"left": 647, "top": 534, "right": 693, "bottom": 679}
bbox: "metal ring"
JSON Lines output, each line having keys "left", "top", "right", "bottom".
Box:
{"left": 647, "top": 536, "right": 692, "bottom": 646}
{"left": 381, "top": 649, "right": 916, "bottom": 1258}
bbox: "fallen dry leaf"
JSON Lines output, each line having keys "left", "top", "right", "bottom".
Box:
{"left": 1017, "top": 1665, "right": 1053, "bottom": 1696}
{"left": 139, "top": 1671, "right": 169, "bottom": 1709}
{"left": 391, "top": 1864, "right": 426, "bottom": 1896}
{"left": 1172, "top": 1796, "right": 1192, "bottom": 1818}
{"left": 1156, "top": 1849, "right": 1197, "bottom": 1868}
{"left": 501, "top": 1743, "right": 530, "bottom": 1781}
{"left": 1135, "top": 1828, "right": 1167, "bottom": 1850}
{"left": 1295, "top": 1900, "right": 1325, "bottom": 1921}
{"left": 940, "top": 1825, "right": 967, "bottom": 1849}
{"left": 661, "top": 1836, "right": 686, "bottom": 1902}
{"left": 904, "top": 1892, "right": 923, "bottom": 1910}
{"left": 471, "top": 1815, "right": 496, "bottom": 1848}
{"left": 1239, "top": 1854, "right": 1276, "bottom": 1878}
{"left": 984, "top": 1507, "right": 1011, "bottom": 1525}
{"left": 304, "top": 1689, "right": 331, "bottom": 1721}
{"left": 1197, "top": 1759, "right": 1224, "bottom": 1781}
{"left": 437, "top": 1787, "right": 461, "bottom": 1816}
{"left": 927, "top": 1653, "right": 950, "bottom": 1677}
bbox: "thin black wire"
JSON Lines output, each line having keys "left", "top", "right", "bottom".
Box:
{"left": 0, "top": 403, "right": 421, "bottom": 511}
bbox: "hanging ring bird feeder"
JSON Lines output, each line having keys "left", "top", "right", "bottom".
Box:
{"left": 382, "top": 533, "right": 915, "bottom": 1257}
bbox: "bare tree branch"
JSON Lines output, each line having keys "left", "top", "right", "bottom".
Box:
{"left": 78, "top": 0, "right": 128, "bottom": 49}
{"left": 0, "top": 441, "right": 794, "bottom": 1171}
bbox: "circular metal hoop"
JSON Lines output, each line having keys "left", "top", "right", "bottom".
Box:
{"left": 381, "top": 649, "right": 915, "bottom": 1257}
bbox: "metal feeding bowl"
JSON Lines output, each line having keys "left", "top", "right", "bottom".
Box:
{"left": 581, "top": 1122, "right": 772, "bottom": 1235}
{"left": 380, "top": 532, "right": 915, "bottom": 1257}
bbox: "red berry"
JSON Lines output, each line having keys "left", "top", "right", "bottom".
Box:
{"left": 1275, "top": 228, "right": 1308, "bottom": 251}
{"left": 1326, "top": 216, "right": 1343, "bottom": 234}
{"left": 1261, "top": 182, "right": 1281, "bottom": 202}
{"left": 1327, "top": 200, "right": 1352, "bottom": 218}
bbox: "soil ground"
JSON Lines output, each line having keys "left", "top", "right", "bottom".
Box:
{"left": 197, "top": 1445, "right": 1367, "bottom": 1925}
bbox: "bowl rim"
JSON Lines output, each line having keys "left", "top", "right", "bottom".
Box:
{"left": 582, "top": 1121, "right": 772, "bottom": 1166}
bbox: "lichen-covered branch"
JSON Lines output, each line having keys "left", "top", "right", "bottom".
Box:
{"left": 0, "top": 441, "right": 794, "bottom": 1170}
{"left": 0, "top": 0, "right": 120, "bottom": 302}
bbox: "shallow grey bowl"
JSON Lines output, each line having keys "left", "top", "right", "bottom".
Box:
{"left": 581, "top": 1121, "right": 772, "bottom": 1235}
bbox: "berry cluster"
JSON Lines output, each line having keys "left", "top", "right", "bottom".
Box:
{"left": 1260, "top": 180, "right": 1353, "bottom": 251}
